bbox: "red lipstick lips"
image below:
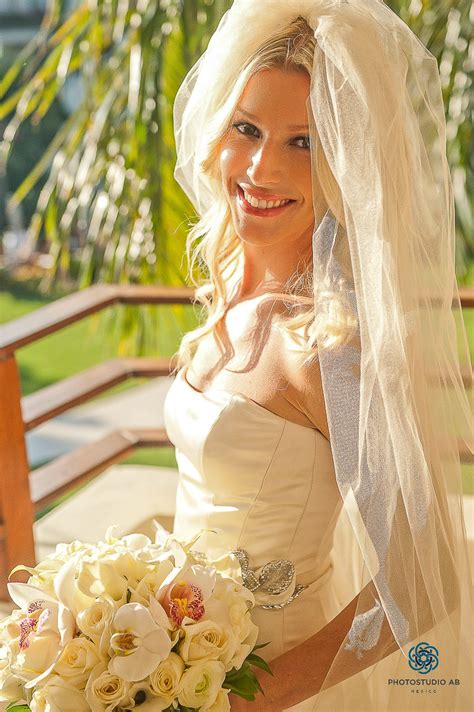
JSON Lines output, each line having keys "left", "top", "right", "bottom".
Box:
{"left": 237, "top": 185, "right": 295, "bottom": 217}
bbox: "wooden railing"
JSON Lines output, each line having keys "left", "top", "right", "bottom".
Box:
{"left": 0, "top": 284, "right": 472, "bottom": 601}
{"left": 0, "top": 285, "right": 194, "bottom": 600}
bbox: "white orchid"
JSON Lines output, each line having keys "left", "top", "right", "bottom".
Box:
{"left": 6, "top": 582, "right": 75, "bottom": 689}
{"left": 157, "top": 563, "right": 216, "bottom": 627}
{"left": 108, "top": 602, "right": 172, "bottom": 682}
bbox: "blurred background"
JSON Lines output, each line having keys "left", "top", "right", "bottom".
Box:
{"left": 0, "top": 0, "right": 472, "bottom": 598}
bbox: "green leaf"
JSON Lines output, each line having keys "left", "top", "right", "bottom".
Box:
{"left": 252, "top": 640, "right": 271, "bottom": 651}
{"left": 6, "top": 704, "right": 31, "bottom": 711}
{"left": 247, "top": 652, "right": 274, "bottom": 675}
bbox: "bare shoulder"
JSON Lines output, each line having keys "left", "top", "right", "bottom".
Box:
{"left": 281, "top": 343, "right": 330, "bottom": 441}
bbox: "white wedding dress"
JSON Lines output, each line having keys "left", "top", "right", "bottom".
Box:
{"left": 163, "top": 367, "right": 364, "bottom": 710}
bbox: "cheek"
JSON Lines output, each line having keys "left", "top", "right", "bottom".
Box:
{"left": 219, "top": 144, "right": 248, "bottom": 183}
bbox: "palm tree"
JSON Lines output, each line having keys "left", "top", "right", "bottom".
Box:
{"left": 1, "top": 0, "right": 472, "bottom": 352}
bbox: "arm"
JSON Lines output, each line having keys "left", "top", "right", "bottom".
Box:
{"left": 245, "top": 581, "right": 399, "bottom": 710}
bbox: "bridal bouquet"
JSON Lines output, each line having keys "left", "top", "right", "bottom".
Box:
{"left": 0, "top": 525, "right": 271, "bottom": 711}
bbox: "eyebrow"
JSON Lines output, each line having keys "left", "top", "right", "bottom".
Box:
{"left": 235, "top": 107, "right": 309, "bottom": 131}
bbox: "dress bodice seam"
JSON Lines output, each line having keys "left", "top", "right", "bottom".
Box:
{"left": 234, "top": 420, "right": 288, "bottom": 552}
{"left": 285, "top": 433, "right": 318, "bottom": 564}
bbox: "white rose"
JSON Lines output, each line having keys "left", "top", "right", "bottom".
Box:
{"left": 30, "top": 675, "right": 90, "bottom": 711}
{"left": 179, "top": 619, "right": 236, "bottom": 668}
{"left": 202, "top": 687, "right": 231, "bottom": 712}
{"left": 148, "top": 651, "right": 184, "bottom": 701}
{"left": 77, "top": 600, "right": 114, "bottom": 641}
{"left": 53, "top": 636, "right": 102, "bottom": 688}
{"left": 227, "top": 620, "right": 259, "bottom": 671}
{"left": 227, "top": 596, "right": 254, "bottom": 643}
{"left": 85, "top": 661, "right": 130, "bottom": 712}
{"left": 177, "top": 660, "right": 226, "bottom": 709}
{"left": 76, "top": 599, "right": 114, "bottom": 656}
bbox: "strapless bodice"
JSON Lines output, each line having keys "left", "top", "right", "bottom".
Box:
{"left": 163, "top": 368, "right": 343, "bottom": 593}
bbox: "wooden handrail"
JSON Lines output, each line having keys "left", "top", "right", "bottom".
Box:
{"left": 22, "top": 357, "right": 174, "bottom": 430}
{"left": 1, "top": 284, "right": 472, "bottom": 358}
{"left": 459, "top": 286, "right": 474, "bottom": 308}
{"left": 0, "top": 284, "right": 195, "bottom": 357}
{"left": 30, "top": 428, "right": 171, "bottom": 511}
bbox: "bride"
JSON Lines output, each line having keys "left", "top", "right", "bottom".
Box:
{"left": 163, "top": 2, "right": 473, "bottom": 710}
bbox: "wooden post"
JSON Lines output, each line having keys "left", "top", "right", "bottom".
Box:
{"left": 0, "top": 354, "right": 35, "bottom": 601}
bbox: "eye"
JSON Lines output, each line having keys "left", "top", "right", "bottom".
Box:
{"left": 231, "top": 122, "right": 260, "bottom": 138}
{"left": 293, "top": 136, "right": 311, "bottom": 150}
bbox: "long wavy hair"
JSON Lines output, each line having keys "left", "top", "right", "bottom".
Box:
{"left": 174, "top": 16, "right": 356, "bottom": 373}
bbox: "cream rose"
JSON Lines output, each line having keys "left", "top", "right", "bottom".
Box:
{"left": 179, "top": 619, "right": 236, "bottom": 668}
{"left": 202, "top": 687, "right": 232, "bottom": 712}
{"left": 148, "top": 651, "right": 184, "bottom": 701}
{"left": 30, "top": 675, "right": 90, "bottom": 711}
{"left": 77, "top": 600, "right": 114, "bottom": 641}
{"left": 227, "top": 620, "right": 259, "bottom": 671}
{"left": 53, "top": 636, "right": 102, "bottom": 688}
{"left": 85, "top": 661, "right": 130, "bottom": 712}
{"left": 76, "top": 599, "right": 114, "bottom": 656}
{"left": 177, "top": 660, "right": 226, "bottom": 709}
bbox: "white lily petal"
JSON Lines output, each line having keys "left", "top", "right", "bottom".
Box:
{"left": 121, "top": 533, "right": 152, "bottom": 550}
{"left": 57, "top": 603, "right": 76, "bottom": 646}
{"left": 7, "top": 582, "right": 57, "bottom": 610}
{"left": 53, "top": 555, "right": 87, "bottom": 618}
{"left": 105, "top": 524, "right": 121, "bottom": 543}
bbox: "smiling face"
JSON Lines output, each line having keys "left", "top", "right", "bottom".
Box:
{"left": 219, "top": 67, "right": 314, "bottom": 251}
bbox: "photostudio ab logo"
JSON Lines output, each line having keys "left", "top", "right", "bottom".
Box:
{"left": 408, "top": 642, "right": 439, "bottom": 674}
{"left": 387, "top": 641, "right": 461, "bottom": 694}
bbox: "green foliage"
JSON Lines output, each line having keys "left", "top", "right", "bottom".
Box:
{"left": 222, "top": 645, "right": 273, "bottom": 702}
{"left": 387, "top": 0, "right": 473, "bottom": 282}
{"left": 1, "top": 0, "right": 472, "bottom": 353}
{"left": 1, "top": 0, "right": 231, "bottom": 354}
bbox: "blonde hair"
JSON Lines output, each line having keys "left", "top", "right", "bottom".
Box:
{"left": 174, "top": 16, "right": 356, "bottom": 373}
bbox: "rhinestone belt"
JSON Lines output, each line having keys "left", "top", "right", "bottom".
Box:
{"left": 230, "top": 548, "right": 308, "bottom": 610}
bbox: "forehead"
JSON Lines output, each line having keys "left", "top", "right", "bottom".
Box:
{"left": 236, "top": 67, "right": 310, "bottom": 129}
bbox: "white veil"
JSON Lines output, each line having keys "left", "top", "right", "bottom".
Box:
{"left": 172, "top": 1, "right": 473, "bottom": 709}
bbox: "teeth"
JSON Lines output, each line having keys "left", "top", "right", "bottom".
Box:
{"left": 242, "top": 188, "right": 291, "bottom": 210}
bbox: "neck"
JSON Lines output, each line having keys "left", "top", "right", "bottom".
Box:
{"left": 238, "top": 235, "right": 312, "bottom": 300}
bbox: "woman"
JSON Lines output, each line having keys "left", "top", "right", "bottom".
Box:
{"left": 163, "top": 1, "right": 473, "bottom": 710}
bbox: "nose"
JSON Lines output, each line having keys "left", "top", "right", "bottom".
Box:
{"left": 247, "top": 140, "right": 283, "bottom": 185}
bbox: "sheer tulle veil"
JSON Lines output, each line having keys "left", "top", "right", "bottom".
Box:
{"left": 172, "top": 1, "right": 473, "bottom": 709}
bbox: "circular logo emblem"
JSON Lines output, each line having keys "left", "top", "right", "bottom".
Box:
{"left": 408, "top": 642, "right": 439, "bottom": 674}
